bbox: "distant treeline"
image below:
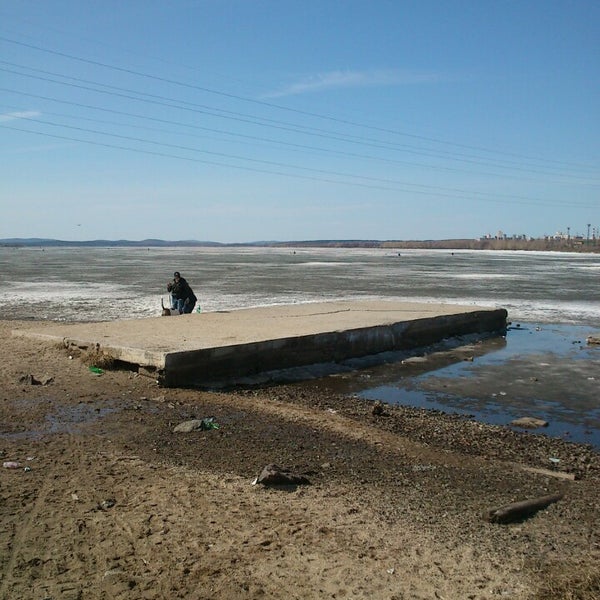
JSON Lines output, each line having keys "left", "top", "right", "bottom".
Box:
{"left": 271, "top": 239, "right": 600, "bottom": 253}
{"left": 1, "top": 238, "right": 598, "bottom": 253}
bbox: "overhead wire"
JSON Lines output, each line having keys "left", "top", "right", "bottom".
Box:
{"left": 0, "top": 34, "right": 595, "bottom": 172}
{"left": 2, "top": 118, "right": 596, "bottom": 209}
{"left": 3, "top": 91, "right": 596, "bottom": 188}
{"left": 1, "top": 62, "right": 595, "bottom": 181}
{"left": 1, "top": 33, "right": 597, "bottom": 213}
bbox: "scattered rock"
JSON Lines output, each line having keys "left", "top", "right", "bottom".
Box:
{"left": 19, "top": 374, "right": 54, "bottom": 386}
{"left": 510, "top": 417, "right": 549, "bottom": 429}
{"left": 587, "top": 335, "right": 600, "bottom": 345}
{"left": 173, "top": 417, "right": 219, "bottom": 433}
{"left": 253, "top": 464, "right": 310, "bottom": 486}
{"left": 372, "top": 401, "right": 385, "bottom": 416}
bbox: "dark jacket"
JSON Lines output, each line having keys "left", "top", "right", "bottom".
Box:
{"left": 169, "top": 277, "right": 196, "bottom": 303}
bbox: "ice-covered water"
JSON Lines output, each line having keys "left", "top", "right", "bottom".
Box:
{"left": 1, "top": 246, "right": 599, "bottom": 325}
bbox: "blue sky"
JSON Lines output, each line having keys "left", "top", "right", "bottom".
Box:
{"left": 1, "top": 0, "right": 598, "bottom": 242}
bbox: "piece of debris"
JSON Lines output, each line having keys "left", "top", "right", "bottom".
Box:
{"left": 3, "top": 461, "right": 21, "bottom": 469}
{"left": 89, "top": 366, "right": 104, "bottom": 375}
{"left": 587, "top": 335, "right": 600, "bottom": 345}
{"left": 401, "top": 356, "right": 428, "bottom": 364}
{"left": 173, "top": 417, "right": 220, "bottom": 433}
{"left": 510, "top": 417, "right": 548, "bottom": 429}
{"left": 520, "top": 465, "right": 576, "bottom": 481}
{"left": 485, "top": 492, "right": 563, "bottom": 524}
{"left": 412, "top": 464, "right": 437, "bottom": 472}
{"left": 98, "top": 499, "right": 116, "bottom": 510}
{"left": 19, "top": 374, "right": 54, "bottom": 386}
{"left": 252, "top": 464, "right": 310, "bottom": 486}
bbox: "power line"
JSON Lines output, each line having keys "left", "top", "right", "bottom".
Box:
{"left": 5, "top": 90, "right": 596, "bottom": 188}
{"left": 2, "top": 63, "right": 595, "bottom": 181}
{"left": 0, "top": 123, "right": 470, "bottom": 197}
{"left": 0, "top": 34, "right": 596, "bottom": 172}
{"left": 3, "top": 122, "right": 596, "bottom": 210}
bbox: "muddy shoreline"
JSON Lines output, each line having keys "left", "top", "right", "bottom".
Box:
{"left": 288, "top": 323, "right": 600, "bottom": 449}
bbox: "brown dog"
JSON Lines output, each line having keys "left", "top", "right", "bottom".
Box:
{"left": 160, "top": 298, "right": 174, "bottom": 317}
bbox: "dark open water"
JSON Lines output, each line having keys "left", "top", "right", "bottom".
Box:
{"left": 1, "top": 246, "right": 598, "bottom": 447}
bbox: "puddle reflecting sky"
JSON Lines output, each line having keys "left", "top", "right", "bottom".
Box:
{"left": 344, "top": 324, "right": 600, "bottom": 448}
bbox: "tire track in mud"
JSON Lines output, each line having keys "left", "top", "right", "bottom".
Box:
{"left": 0, "top": 426, "right": 113, "bottom": 599}
{"left": 0, "top": 457, "right": 54, "bottom": 598}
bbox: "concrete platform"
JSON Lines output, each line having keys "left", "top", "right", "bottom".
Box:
{"left": 13, "top": 301, "right": 508, "bottom": 387}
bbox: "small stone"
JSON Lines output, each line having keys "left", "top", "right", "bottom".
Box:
{"left": 98, "top": 499, "right": 116, "bottom": 510}
{"left": 173, "top": 419, "right": 205, "bottom": 433}
{"left": 173, "top": 417, "right": 219, "bottom": 433}
{"left": 510, "top": 417, "right": 548, "bottom": 429}
{"left": 254, "top": 464, "right": 310, "bottom": 486}
{"left": 372, "top": 401, "right": 385, "bottom": 416}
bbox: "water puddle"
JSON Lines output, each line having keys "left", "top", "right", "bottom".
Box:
{"left": 304, "top": 324, "right": 600, "bottom": 448}
{"left": 1, "top": 399, "right": 123, "bottom": 440}
{"left": 46, "top": 403, "right": 121, "bottom": 433}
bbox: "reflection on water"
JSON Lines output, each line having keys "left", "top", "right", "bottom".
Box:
{"left": 309, "top": 324, "right": 600, "bottom": 448}
{"left": 1, "top": 399, "right": 122, "bottom": 440}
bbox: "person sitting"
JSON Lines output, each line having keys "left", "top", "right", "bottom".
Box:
{"left": 167, "top": 271, "right": 197, "bottom": 314}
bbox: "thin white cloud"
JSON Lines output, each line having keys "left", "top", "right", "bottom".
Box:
{"left": 264, "top": 69, "right": 446, "bottom": 98}
{"left": 0, "top": 110, "right": 41, "bottom": 122}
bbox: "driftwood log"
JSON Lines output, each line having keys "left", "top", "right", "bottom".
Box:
{"left": 520, "top": 465, "right": 576, "bottom": 481}
{"left": 485, "top": 492, "right": 563, "bottom": 524}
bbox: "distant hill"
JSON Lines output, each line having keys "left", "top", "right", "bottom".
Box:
{"left": 0, "top": 238, "right": 224, "bottom": 248}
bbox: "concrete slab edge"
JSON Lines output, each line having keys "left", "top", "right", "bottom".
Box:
{"left": 160, "top": 308, "right": 508, "bottom": 387}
